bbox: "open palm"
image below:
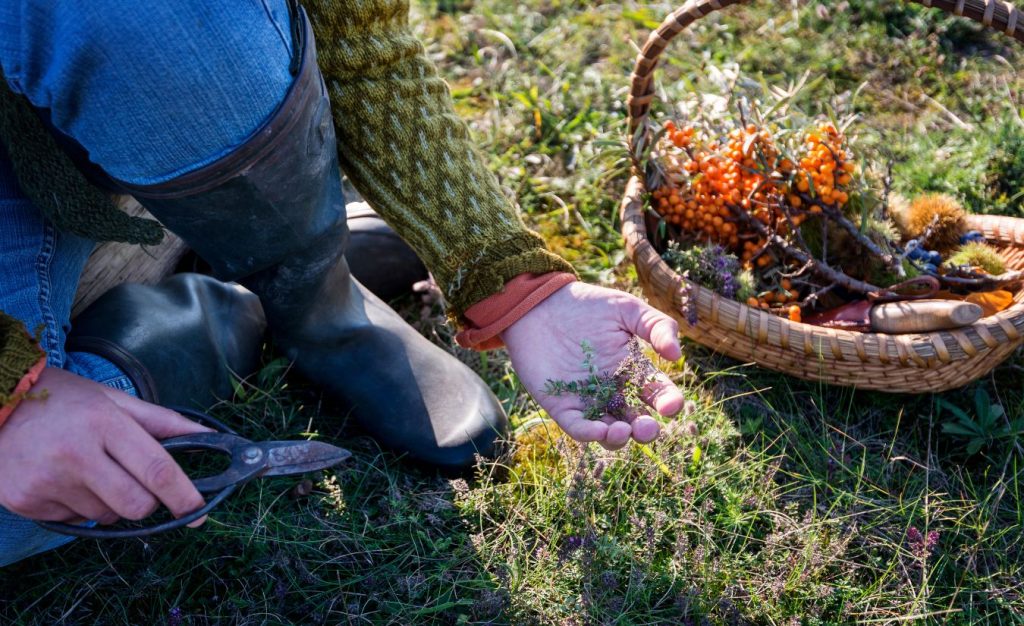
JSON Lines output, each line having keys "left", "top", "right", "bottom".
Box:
{"left": 500, "top": 282, "right": 685, "bottom": 450}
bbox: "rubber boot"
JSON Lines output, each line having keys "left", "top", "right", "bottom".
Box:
{"left": 68, "top": 274, "right": 266, "bottom": 409}
{"left": 345, "top": 201, "right": 428, "bottom": 302}
{"left": 114, "top": 8, "right": 506, "bottom": 469}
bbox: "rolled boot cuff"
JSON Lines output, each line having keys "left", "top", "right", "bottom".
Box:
{"left": 65, "top": 336, "right": 160, "bottom": 403}
{"left": 112, "top": 6, "right": 345, "bottom": 282}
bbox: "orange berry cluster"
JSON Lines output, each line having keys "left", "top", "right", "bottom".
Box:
{"left": 666, "top": 123, "right": 695, "bottom": 148}
{"left": 651, "top": 118, "right": 863, "bottom": 319}
{"left": 651, "top": 121, "right": 786, "bottom": 253}
{"left": 790, "top": 124, "right": 856, "bottom": 208}
{"left": 651, "top": 120, "right": 859, "bottom": 269}
{"left": 745, "top": 278, "right": 801, "bottom": 312}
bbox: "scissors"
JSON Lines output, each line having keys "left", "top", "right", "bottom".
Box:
{"left": 36, "top": 407, "right": 351, "bottom": 539}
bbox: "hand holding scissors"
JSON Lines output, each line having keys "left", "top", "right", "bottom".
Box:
{"left": 37, "top": 408, "right": 350, "bottom": 539}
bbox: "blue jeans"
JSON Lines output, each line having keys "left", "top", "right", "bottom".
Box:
{"left": 0, "top": 0, "right": 294, "bottom": 566}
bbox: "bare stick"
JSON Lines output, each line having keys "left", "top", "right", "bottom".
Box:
{"left": 803, "top": 283, "right": 838, "bottom": 307}
{"left": 797, "top": 192, "right": 901, "bottom": 274}
{"left": 725, "top": 202, "right": 884, "bottom": 295}
{"left": 933, "top": 269, "right": 1024, "bottom": 291}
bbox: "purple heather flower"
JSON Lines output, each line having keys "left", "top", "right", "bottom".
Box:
{"left": 168, "top": 607, "right": 183, "bottom": 626}
{"left": 558, "top": 534, "right": 584, "bottom": 562}
{"left": 605, "top": 392, "right": 627, "bottom": 417}
{"left": 720, "top": 270, "right": 737, "bottom": 299}
{"left": 601, "top": 571, "right": 619, "bottom": 590}
{"left": 907, "top": 526, "right": 940, "bottom": 561}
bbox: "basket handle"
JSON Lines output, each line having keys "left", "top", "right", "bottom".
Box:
{"left": 626, "top": 0, "right": 1024, "bottom": 168}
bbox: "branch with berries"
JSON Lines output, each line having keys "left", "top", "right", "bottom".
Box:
{"left": 649, "top": 105, "right": 1018, "bottom": 321}
{"left": 724, "top": 198, "right": 885, "bottom": 296}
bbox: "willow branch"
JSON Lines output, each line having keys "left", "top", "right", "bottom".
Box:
{"left": 797, "top": 192, "right": 901, "bottom": 274}
{"left": 933, "top": 269, "right": 1024, "bottom": 291}
{"left": 726, "top": 202, "right": 884, "bottom": 296}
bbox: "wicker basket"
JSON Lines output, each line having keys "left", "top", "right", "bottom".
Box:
{"left": 620, "top": 0, "right": 1024, "bottom": 393}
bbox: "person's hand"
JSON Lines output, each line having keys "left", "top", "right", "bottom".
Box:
{"left": 0, "top": 367, "right": 212, "bottom": 526}
{"left": 501, "top": 282, "right": 684, "bottom": 450}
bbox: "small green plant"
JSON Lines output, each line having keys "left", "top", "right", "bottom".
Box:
{"left": 939, "top": 387, "right": 1023, "bottom": 455}
{"left": 945, "top": 241, "right": 1007, "bottom": 275}
{"left": 543, "top": 338, "right": 658, "bottom": 420}
{"left": 892, "top": 117, "right": 1024, "bottom": 218}
{"left": 661, "top": 242, "right": 756, "bottom": 303}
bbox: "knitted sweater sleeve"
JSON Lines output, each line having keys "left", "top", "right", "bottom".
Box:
{"left": 304, "top": 0, "right": 576, "bottom": 320}
{"left": 0, "top": 311, "right": 46, "bottom": 424}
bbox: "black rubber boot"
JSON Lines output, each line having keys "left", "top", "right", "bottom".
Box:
{"left": 68, "top": 274, "right": 266, "bottom": 409}
{"left": 345, "top": 201, "right": 428, "bottom": 302}
{"left": 114, "top": 8, "right": 506, "bottom": 469}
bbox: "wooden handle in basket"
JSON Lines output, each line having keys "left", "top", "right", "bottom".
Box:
{"left": 870, "top": 300, "right": 984, "bottom": 333}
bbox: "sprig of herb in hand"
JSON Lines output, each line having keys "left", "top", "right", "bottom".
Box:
{"left": 543, "top": 338, "right": 660, "bottom": 421}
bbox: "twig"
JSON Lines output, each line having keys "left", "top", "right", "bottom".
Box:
{"left": 881, "top": 160, "right": 894, "bottom": 221}
{"left": 725, "top": 202, "right": 884, "bottom": 295}
{"left": 916, "top": 214, "right": 942, "bottom": 250}
{"left": 803, "top": 283, "right": 838, "bottom": 307}
{"left": 780, "top": 259, "right": 815, "bottom": 279}
{"left": 798, "top": 192, "right": 901, "bottom": 274}
{"left": 930, "top": 268, "right": 1024, "bottom": 291}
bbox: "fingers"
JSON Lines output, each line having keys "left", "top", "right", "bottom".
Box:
{"left": 60, "top": 489, "right": 119, "bottom": 525}
{"left": 630, "top": 415, "right": 661, "bottom": 443}
{"left": 103, "top": 420, "right": 206, "bottom": 524}
{"left": 551, "top": 409, "right": 610, "bottom": 442}
{"left": 16, "top": 500, "right": 79, "bottom": 523}
{"left": 82, "top": 456, "right": 160, "bottom": 521}
{"left": 598, "top": 410, "right": 661, "bottom": 449}
{"left": 642, "top": 371, "right": 685, "bottom": 418}
{"left": 599, "top": 420, "right": 632, "bottom": 450}
{"left": 101, "top": 388, "right": 213, "bottom": 438}
{"left": 619, "top": 297, "right": 682, "bottom": 362}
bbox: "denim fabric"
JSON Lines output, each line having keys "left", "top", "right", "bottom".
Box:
{"left": 0, "top": 0, "right": 295, "bottom": 184}
{"left": 0, "top": 143, "right": 138, "bottom": 567}
{"left": 0, "top": 0, "right": 296, "bottom": 568}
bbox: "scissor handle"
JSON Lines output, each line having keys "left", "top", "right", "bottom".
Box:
{"left": 160, "top": 431, "right": 271, "bottom": 492}
{"left": 35, "top": 407, "right": 241, "bottom": 539}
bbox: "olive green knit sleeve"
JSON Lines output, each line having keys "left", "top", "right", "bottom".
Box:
{"left": 0, "top": 311, "right": 46, "bottom": 410}
{"left": 305, "top": 0, "right": 576, "bottom": 320}
{"left": 0, "top": 81, "right": 165, "bottom": 246}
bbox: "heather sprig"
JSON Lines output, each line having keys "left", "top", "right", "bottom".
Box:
{"left": 906, "top": 526, "right": 940, "bottom": 564}
{"left": 543, "top": 338, "right": 660, "bottom": 421}
{"left": 662, "top": 242, "right": 756, "bottom": 302}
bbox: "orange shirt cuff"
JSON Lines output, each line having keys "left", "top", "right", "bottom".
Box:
{"left": 455, "top": 272, "right": 577, "bottom": 351}
{"left": 0, "top": 355, "right": 46, "bottom": 426}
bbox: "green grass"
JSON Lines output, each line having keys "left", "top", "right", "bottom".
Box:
{"left": 5, "top": 1, "right": 1024, "bottom": 623}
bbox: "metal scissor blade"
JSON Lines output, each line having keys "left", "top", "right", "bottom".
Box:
{"left": 260, "top": 440, "right": 352, "bottom": 477}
